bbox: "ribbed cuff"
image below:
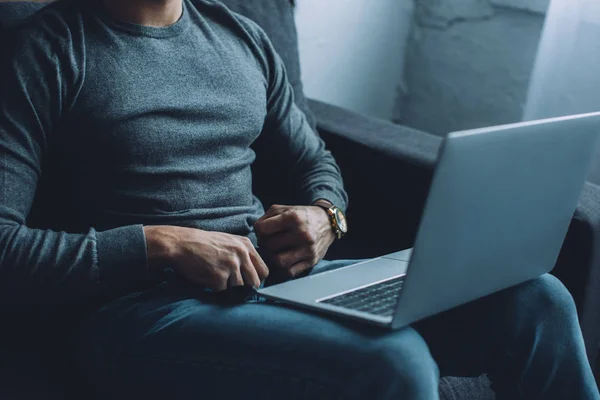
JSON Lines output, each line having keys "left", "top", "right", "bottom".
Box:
{"left": 96, "top": 224, "right": 149, "bottom": 291}
{"left": 308, "top": 189, "right": 348, "bottom": 213}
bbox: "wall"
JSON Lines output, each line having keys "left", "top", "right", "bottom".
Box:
{"left": 492, "top": 0, "right": 549, "bottom": 13}
{"left": 523, "top": 0, "right": 600, "bottom": 184}
{"left": 396, "top": 0, "right": 547, "bottom": 135}
{"left": 294, "top": 0, "right": 413, "bottom": 120}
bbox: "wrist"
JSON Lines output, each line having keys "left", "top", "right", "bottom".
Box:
{"left": 311, "top": 201, "right": 335, "bottom": 244}
{"left": 312, "top": 200, "right": 333, "bottom": 228}
{"left": 313, "top": 199, "right": 333, "bottom": 209}
{"left": 312, "top": 200, "right": 348, "bottom": 240}
{"left": 143, "top": 225, "right": 178, "bottom": 273}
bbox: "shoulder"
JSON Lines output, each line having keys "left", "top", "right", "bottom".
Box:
{"left": 1, "top": 1, "right": 86, "bottom": 105}
{"left": 3, "top": 1, "right": 85, "bottom": 58}
{"left": 187, "top": 0, "right": 276, "bottom": 72}
{"left": 187, "top": 0, "right": 271, "bottom": 49}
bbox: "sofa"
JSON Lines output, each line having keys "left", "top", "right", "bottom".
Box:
{"left": 1, "top": 1, "right": 600, "bottom": 399}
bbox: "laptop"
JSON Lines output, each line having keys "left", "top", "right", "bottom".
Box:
{"left": 258, "top": 112, "right": 600, "bottom": 329}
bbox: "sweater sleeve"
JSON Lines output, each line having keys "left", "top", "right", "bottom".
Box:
{"left": 248, "top": 23, "right": 349, "bottom": 212}
{"left": 0, "top": 21, "right": 149, "bottom": 305}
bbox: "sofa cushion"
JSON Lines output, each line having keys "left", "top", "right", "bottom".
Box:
{"left": 440, "top": 376, "right": 495, "bottom": 400}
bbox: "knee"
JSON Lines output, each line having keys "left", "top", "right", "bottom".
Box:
{"left": 515, "top": 274, "right": 578, "bottom": 326}
{"left": 362, "top": 329, "right": 439, "bottom": 399}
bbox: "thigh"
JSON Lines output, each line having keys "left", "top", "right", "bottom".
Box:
{"left": 76, "top": 280, "right": 434, "bottom": 400}
{"left": 413, "top": 274, "right": 563, "bottom": 379}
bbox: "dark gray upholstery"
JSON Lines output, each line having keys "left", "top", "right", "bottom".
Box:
{"left": 439, "top": 377, "right": 495, "bottom": 400}
{"left": 0, "top": 1, "right": 42, "bottom": 27}
{"left": 3, "top": 1, "right": 600, "bottom": 400}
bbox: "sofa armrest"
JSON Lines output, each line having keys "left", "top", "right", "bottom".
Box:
{"left": 553, "top": 181, "right": 600, "bottom": 366}
{"left": 309, "top": 99, "right": 440, "bottom": 168}
{"left": 308, "top": 99, "right": 442, "bottom": 259}
{"left": 312, "top": 99, "right": 600, "bottom": 368}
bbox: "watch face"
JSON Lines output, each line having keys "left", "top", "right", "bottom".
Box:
{"left": 334, "top": 208, "right": 348, "bottom": 233}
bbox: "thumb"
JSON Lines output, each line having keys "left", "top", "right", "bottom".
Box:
{"left": 256, "top": 204, "right": 287, "bottom": 223}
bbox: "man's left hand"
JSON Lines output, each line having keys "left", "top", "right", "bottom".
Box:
{"left": 254, "top": 204, "right": 335, "bottom": 279}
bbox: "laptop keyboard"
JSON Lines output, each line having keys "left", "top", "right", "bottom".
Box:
{"left": 318, "top": 276, "right": 405, "bottom": 317}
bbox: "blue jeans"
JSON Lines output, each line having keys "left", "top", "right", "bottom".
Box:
{"left": 76, "top": 260, "right": 599, "bottom": 399}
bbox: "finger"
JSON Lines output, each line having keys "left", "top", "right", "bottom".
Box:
{"left": 212, "top": 276, "right": 229, "bottom": 292}
{"left": 260, "top": 230, "right": 301, "bottom": 253}
{"left": 273, "top": 246, "right": 312, "bottom": 270}
{"left": 255, "top": 212, "right": 300, "bottom": 238}
{"left": 288, "top": 259, "right": 314, "bottom": 279}
{"left": 227, "top": 268, "right": 244, "bottom": 288}
{"left": 256, "top": 204, "right": 287, "bottom": 223}
{"left": 248, "top": 247, "right": 269, "bottom": 282}
{"left": 240, "top": 253, "right": 261, "bottom": 288}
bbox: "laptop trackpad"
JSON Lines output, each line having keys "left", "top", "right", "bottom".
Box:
{"left": 258, "top": 257, "right": 409, "bottom": 303}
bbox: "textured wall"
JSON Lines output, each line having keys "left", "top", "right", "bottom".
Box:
{"left": 295, "top": 0, "right": 414, "bottom": 120}
{"left": 397, "top": 0, "right": 546, "bottom": 135}
{"left": 492, "top": 0, "right": 549, "bottom": 13}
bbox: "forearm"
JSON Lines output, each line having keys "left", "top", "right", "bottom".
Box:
{"left": 277, "top": 113, "right": 348, "bottom": 210}
{"left": 297, "top": 147, "right": 348, "bottom": 211}
{"left": 0, "top": 222, "right": 149, "bottom": 304}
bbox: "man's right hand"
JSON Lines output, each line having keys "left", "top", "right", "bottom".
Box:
{"left": 143, "top": 226, "right": 269, "bottom": 291}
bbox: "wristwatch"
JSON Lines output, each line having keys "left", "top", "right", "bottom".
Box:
{"left": 315, "top": 202, "right": 348, "bottom": 239}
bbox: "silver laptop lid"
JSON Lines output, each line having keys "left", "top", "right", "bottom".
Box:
{"left": 391, "top": 113, "right": 600, "bottom": 329}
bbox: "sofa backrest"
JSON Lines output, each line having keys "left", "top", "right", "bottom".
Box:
{"left": 0, "top": 1, "right": 45, "bottom": 28}
{"left": 0, "top": 0, "right": 316, "bottom": 130}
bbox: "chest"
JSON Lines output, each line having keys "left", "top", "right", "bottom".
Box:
{"left": 66, "top": 26, "right": 268, "bottom": 166}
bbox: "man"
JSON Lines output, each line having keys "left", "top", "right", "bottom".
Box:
{"left": 0, "top": 0, "right": 597, "bottom": 398}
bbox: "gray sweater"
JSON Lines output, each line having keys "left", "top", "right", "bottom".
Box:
{"left": 0, "top": 0, "right": 347, "bottom": 303}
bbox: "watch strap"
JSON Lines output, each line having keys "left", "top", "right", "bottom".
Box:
{"left": 314, "top": 203, "right": 344, "bottom": 239}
